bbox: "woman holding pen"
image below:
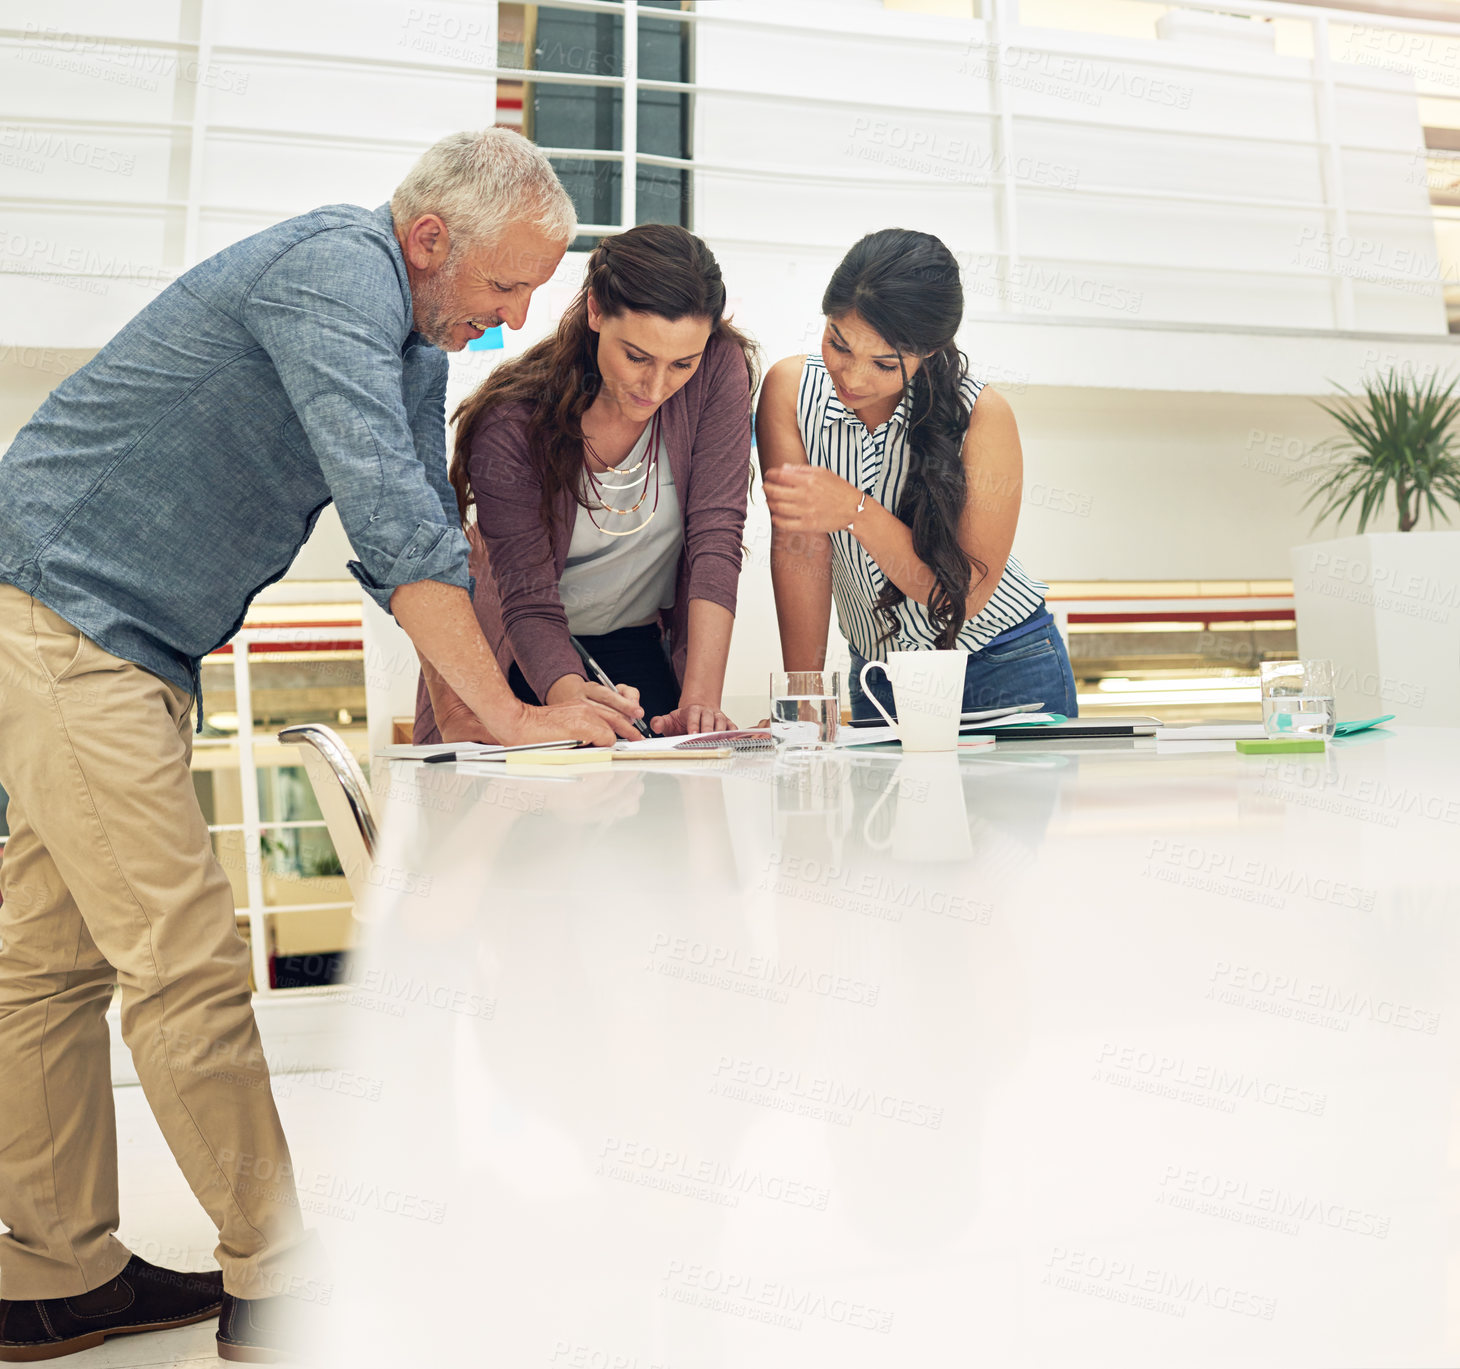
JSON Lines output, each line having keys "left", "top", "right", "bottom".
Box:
{"left": 756, "top": 228, "right": 1078, "bottom": 720}
{"left": 414, "top": 223, "right": 759, "bottom": 744}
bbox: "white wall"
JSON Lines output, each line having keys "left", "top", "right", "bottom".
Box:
{"left": 1004, "top": 384, "right": 1454, "bottom": 580}
{"left": 693, "top": 0, "right": 1446, "bottom": 357}
{"left": 0, "top": 0, "right": 498, "bottom": 349}
{"left": 5, "top": 1, "right": 1447, "bottom": 353}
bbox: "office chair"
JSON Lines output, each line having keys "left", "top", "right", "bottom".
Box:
{"left": 277, "top": 724, "right": 378, "bottom": 901}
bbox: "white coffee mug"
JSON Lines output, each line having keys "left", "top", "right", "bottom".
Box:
{"left": 857, "top": 650, "right": 968, "bottom": 752}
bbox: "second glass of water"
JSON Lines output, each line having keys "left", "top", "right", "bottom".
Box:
{"left": 770, "top": 671, "right": 841, "bottom": 751}
{"left": 1259, "top": 658, "right": 1336, "bottom": 739}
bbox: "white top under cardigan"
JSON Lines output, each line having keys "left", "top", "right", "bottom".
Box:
{"left": 559, "top": 421, "right": 684, "bottom": 637}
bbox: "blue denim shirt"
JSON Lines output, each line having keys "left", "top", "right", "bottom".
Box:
{"left": 0, "top": 202, "right": 469, "bottom": 715}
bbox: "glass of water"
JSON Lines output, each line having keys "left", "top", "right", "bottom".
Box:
{"left": 1260, "top": 658, "right": 1337, "bottom": 739}
{"left": 769, "top": 671, "right": 841, "bottom": 751}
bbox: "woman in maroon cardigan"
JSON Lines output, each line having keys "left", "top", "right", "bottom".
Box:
{"left": 415, "top": 224, "right": 759, "bottom": 744}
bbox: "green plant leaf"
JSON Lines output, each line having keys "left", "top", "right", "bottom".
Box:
{"left": 1295, "top": 369, "right": 1460, "bottom": 533}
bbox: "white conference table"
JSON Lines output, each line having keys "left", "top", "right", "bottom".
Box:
{"left": 308, "top": 727, "right": 1459, "bottom": 1368}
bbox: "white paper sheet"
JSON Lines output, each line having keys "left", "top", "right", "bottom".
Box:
{"left": 613, "top": 734, "right": 698, "bottom": 752}
{"left": 1152, "top": 723, "right": 1265, "bottom": 740}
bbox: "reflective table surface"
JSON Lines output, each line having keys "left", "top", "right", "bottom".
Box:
{"left": 309, "top": 729, "right": 1459, "bottom": 1368}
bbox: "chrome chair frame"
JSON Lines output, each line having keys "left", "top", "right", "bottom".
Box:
{"left": 277, "top": 724, "right": 378, "bottom": 900}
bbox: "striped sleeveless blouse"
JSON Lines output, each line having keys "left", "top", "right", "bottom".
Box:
{"left": 795, "top": 353, "right": 1049, "bottom": 658}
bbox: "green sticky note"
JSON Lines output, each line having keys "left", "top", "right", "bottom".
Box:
{"left": 1235, "top": 737, "right": 1326, "bottom": 754}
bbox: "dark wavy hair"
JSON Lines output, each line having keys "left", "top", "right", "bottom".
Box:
{"left": 823, "top": 229, "right": 984, "bottom": 650}
{"left": 449, "top": 222, "right": 759, "bottom": 538}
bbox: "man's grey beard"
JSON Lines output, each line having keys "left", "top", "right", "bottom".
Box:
{"left": 413, "top": 257, "right": 465, "bottom": 351}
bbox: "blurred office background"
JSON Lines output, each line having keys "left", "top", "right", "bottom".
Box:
{"left": 2, "top": 0, "right": 1457, "bottom": 996}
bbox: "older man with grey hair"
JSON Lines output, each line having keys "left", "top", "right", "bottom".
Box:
{"left": 0, "top": 128, "right": 642, "bottom": 1365}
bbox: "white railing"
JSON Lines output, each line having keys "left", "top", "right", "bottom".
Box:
{"left": 2, "top": 0, "right": 1457, "bottom": 332}
{"left": 197, "top": 625, "right": 364, "bottom": 998}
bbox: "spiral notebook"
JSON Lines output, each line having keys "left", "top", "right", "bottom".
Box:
{"left": 615, "top": 729, "right": 774, "bottom": 753}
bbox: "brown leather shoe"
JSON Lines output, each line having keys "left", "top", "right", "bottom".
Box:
{"left": 216, "top": 1292, "right": 298, "bottom": 1363}
{"left": 0, "top": 1255, "right": 223, "bottom": 1361}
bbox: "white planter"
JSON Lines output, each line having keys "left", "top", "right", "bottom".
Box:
{"left": 1290, "top": 532, "right": 1460, "bottom": 727}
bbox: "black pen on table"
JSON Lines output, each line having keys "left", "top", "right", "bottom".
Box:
{"left": 422, "top": 739, "right": 587, "bottom": 763}
{"left": 570, "top": 634, "right": 654, "bottom": 739}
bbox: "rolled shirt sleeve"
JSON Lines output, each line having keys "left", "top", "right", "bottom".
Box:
{"left": 242, "top": 230, "right": 471, "bottom": 614}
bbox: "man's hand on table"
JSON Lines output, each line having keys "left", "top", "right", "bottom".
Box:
{"left": 395, "top": 583, "right": 641, "bottom": 750}
{"left": 494, "top": 699, "right": 628, "bottom": 747}
{"left": 443, "top": 699, "right": 640, "bottom": 748}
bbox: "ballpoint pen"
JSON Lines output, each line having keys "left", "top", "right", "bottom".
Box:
{"left": 570, "top": 634, "right": 654, "bottom": 739}
{"left": 422, "top": 740, "right": 589, "bottom": 763}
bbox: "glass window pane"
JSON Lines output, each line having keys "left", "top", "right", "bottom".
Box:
{"left": 534, "top": 8, "right": 622, "bottom": 80}
{"left": 529, "top": 3, "right": 692, "bottom": 235}
{"left": 262, "top": 825, "right": 350, "bottom": 910}
{"left": 637, "top": 165, "right": 687, "bottom": 228}
{"left": 551, "top": 156, "right": 622, "bottom": 247}
{"left": 639, "top": 3, "right": 688, "bottom": 84}
{"left": 257, "top": 763, "right": 324, "bottom": 825}
{"left": 534, "top": 84, "right": 623, "bottom": 154}
{"left": 638, "top": 7, "right": 688, "bottom": 228}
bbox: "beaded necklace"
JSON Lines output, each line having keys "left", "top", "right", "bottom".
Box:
{"left": 581, "top": 408, "right": 663, "bottom": 538}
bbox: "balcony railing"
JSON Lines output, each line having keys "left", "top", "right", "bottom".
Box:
{"left": 2, "top": 0, "right": 1458, "bottom": 336}
{"left": 197, "top": 622, "right": 365, "bottom": 999}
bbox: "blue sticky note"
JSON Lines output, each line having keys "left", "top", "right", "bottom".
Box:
{"left": 467, "top": 327, "right": 503, "bottom": 351}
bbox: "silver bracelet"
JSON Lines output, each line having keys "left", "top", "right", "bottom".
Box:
{"left": 847, "top": 490, "right": 868, "bottom": 531}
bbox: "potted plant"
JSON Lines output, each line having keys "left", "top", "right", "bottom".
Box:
{"left": 1288, "top": 369, "right": 1460, "bottom": 727}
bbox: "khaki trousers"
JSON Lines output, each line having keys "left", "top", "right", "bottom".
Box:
{"left": 0, "top": 584, "right": 306, "bottom": 1300}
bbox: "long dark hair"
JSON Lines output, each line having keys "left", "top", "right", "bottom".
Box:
{"left": 823, "top": 229, "right": 985, "bottom": 650}
{"left": 449, "top": 222, "right": 759, "bottom": 536}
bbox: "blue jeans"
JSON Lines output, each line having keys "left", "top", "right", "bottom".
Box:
{"left": 849, "top": 619, "right": 1079, "bottom": 722}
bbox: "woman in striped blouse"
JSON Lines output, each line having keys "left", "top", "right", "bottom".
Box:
{"left": 757, "top": 228, "right": 1078, "bottom": 720}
